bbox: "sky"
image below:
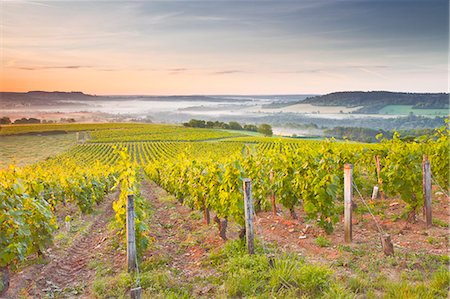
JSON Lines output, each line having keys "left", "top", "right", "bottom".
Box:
{"left": 0, "top": 0, "right": 448, "bottom": 95}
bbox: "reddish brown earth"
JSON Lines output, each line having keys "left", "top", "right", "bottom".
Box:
{"left": 254, "top": 190, "right": 449, "bottom": 263}
{"left": 140, "top": 180, "right": 238, "bottom": 296}
{"left": 3, "top": 190, "right": 125, "bottom": 298}
{"left": 3, "top": 181, "right": 448, "bottom": 298}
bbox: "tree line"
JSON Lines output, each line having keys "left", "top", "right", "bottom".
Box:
{"left": 324, "top": 126, "right": 439, "bottom": 143}
{"left": 0, "top": 117, "right": 76, "bottom": 125}
{"left": 183, "top": 119, "right": 273, "bottom": 136}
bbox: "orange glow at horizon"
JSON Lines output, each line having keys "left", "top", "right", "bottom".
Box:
{"left": 1, "top": 1, "right": 447, "bottom": 95}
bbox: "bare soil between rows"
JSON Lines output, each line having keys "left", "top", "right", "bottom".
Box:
{"left": 3, "top": 190, "right": 124, "bottom": 298}
{"left": 3, "top": 181, "right": 449, "bottom": 298}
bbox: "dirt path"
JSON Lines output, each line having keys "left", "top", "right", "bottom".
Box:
{"left": 4, "top": 190, "right": 122, "bottom": 298}
{"left": 140, "top": 180, "right": 234, "bottom": 296}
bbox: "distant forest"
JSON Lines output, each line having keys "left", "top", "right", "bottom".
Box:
{"left": 302, "top": 91, "right": 449, "bottom": 113}
{"left": 323, "top": 126, "right": 438, "bottom": 143}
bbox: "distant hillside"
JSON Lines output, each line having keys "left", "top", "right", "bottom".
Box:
{"left": 302, "top": 91, "right": 449, "bottom": 113}
{"left": 4, "top": 91, "right": 97, "bottom": 101}
{"left": 0, "top": 91, "right": 315, "bottom": 109}
{"left": 0, "top": 91, "right": 99, "bottom": 108}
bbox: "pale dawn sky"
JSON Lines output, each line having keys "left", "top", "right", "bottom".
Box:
{"left": 0, "top": 0, "right": 448, "bottom": 95}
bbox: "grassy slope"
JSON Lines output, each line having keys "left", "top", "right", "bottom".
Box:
{"left": 0, "top": 133, "right": 77, "bottom": 168}
{"left": 379, "top": 105, "right": 448, "bottom": 116}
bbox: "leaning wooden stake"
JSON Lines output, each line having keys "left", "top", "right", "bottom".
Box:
{"left": 344, "top": 164, "right": 353, "bottom": 243}
{"left": 127, "top": 194, "right": 137, "bottom": 273}
{"left": 422, "top": 155, "right": 432, "bottom": 228}
{"left": 269, "top": 169, "right": 277, "bottom": 216}
{"left": 243, "top": 179, "right": 255, "bottom": 254}
{"left": 381, "top": 234, "right": 394, "bottom": 256}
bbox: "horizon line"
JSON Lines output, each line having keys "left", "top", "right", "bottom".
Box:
{"left": 1, "top": 90, "right": 449, "bottom": 97}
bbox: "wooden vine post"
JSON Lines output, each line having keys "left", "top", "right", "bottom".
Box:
{"left": 422, "top": 155, "right": 432, "bottom": 228}
{"left": 130, "top": 287, "right": 142, "bottom": 299}
{"left": 127, "top": 194, "right": 142, "bottom": 298}
{"left": 127, "top": 194, "right": 137, "bottom": 273}
{"left": 344, "top": 164, "right": 353, "bottom": 243}
{"left": 243, "top": 179, "right": 255, "bottom": 254}
{"left": 374, "top": 155, "right": 385, "bottom": 200}
{"left": 269, "top": 169, "right": 277, "bottom": 216}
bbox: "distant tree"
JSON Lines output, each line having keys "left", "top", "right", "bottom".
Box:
{"left": 14, "top": 117, "right": 41, "bottom": 124}
{"left": 228, "top": 121, "right": 243, "bottom": 130}
{"left": 28, "top": 118, "right": 41, "bottom": 124}
{"left": 258, "top": 124, "right": 273, "bottom": 136}
{"left": 14, "top": 118, "right": 27, "bottom": 124}
{"left": 0, "top": 117, "right": 11, "bottom": 124}
{"left": 183, "top": 119, "right": 206, "bottom": 128}
{"left": 183, "top": 118, "right": 269, "bottom": 134}
{"left": 243, "top": 124, "right": 258, "bottom": 132}
{"left": 219, "top": 123, "right": 230, "bottom": 129}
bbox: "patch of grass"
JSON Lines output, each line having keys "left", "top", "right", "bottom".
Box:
{"left": 88, "top": 258, "right": 114, "bottom": 278}
{"left": 348, "top": 276, "right": 370, "bottom": 294}
{"left": 383, "top": 281, "right": 440, "bottom": 299}
{"left": 157, "top": 191, "right": 177, "bottom": 204}
{"left": 323, "top": 283, "right": 359, "bottom": 299}
{"left": 180, "top": 233, "right": 200, "bottom": 249}
{"left": 430, "top": 267, "right": 450, "bottom": 297}
{"left": 160, "top": 222, "right": 174, "bottom": 229}
{"left": 140, "top": 269, "right": 170, "bottom": 290}
{"left": 401, "top": 269, "right": 424, "bottom": 282}
{"left": 404, "top": 253, "right": 449, "bottom": 272}
{"left": 432, "top": 218, "right": 449, "bottom": 228}
{"left": 337, "top": 244, "right": 352, "bottom": 252}
{"left": 0, "top": 273, "right": 4, "bottom": 294}
{"left": 140, "top": 268, "right": 192, "bottom": 298}
{"left": 209, "top": 240, "right": 338, "bottom": 298}
{"left": 390, "top": 214, "right": 402, "bottom": 222}
{"left": 91, "top": 272, "right": 132, "bottom": 298}
{"left": 224, "top": 253, "right": 270, "bottom": 297}
{"left": 315, "top": 236, "right": 332, "bottom": 247}
{"left": 336, "top": 244, "right": 366, "bottom": 257}
{"left": 336, "top": 250, "right": 450, "bottom": 298}
{"left": 269, "top": 256, "right": 332, "bottom": 297}
{"left": 427, "top": 236, "right": 439, "bottom": 245}
{"left": 189, "top": 211, "right": 202, "bottom": 221}
{"left": 141, "top": 255, "right": 172, "bottom": 271}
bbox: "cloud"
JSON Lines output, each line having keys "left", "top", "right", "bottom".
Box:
{"left": 357, "top": 67, "right": 388, "bottom": 79}
{"left": 275, "top": 65, "right": 390, "bottom": 74}
{"left": 164, "top": 67, "right": 248, "bottom": 75}
{"left": 5, "top": 0, "right": 55, "bottom": 8}
{"left": 168, "top": 68, "right": 187, "bottom": 72}
{"left": 14, "top": 65, "right": 93, "bottom": 71}
{"left": 211, "top": 70, "right": 246, "bottom": 75}
{"left": 167, "top": 68, "right": 189, "bottom": 75}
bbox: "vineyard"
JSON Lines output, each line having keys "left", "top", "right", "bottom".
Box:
{"left": 0, "top": 123, "right": 449, "bottom": 298}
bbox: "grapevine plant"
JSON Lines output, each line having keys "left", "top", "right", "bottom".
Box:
{"left": 112, "top": 148, "right": 149, "bottom": 257}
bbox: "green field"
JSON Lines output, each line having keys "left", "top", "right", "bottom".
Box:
{"left": 0, "top": 133, "right": 77, "bottom": 168}
{"left": 379, "top": 105, "right": 449, "bottom": 116}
